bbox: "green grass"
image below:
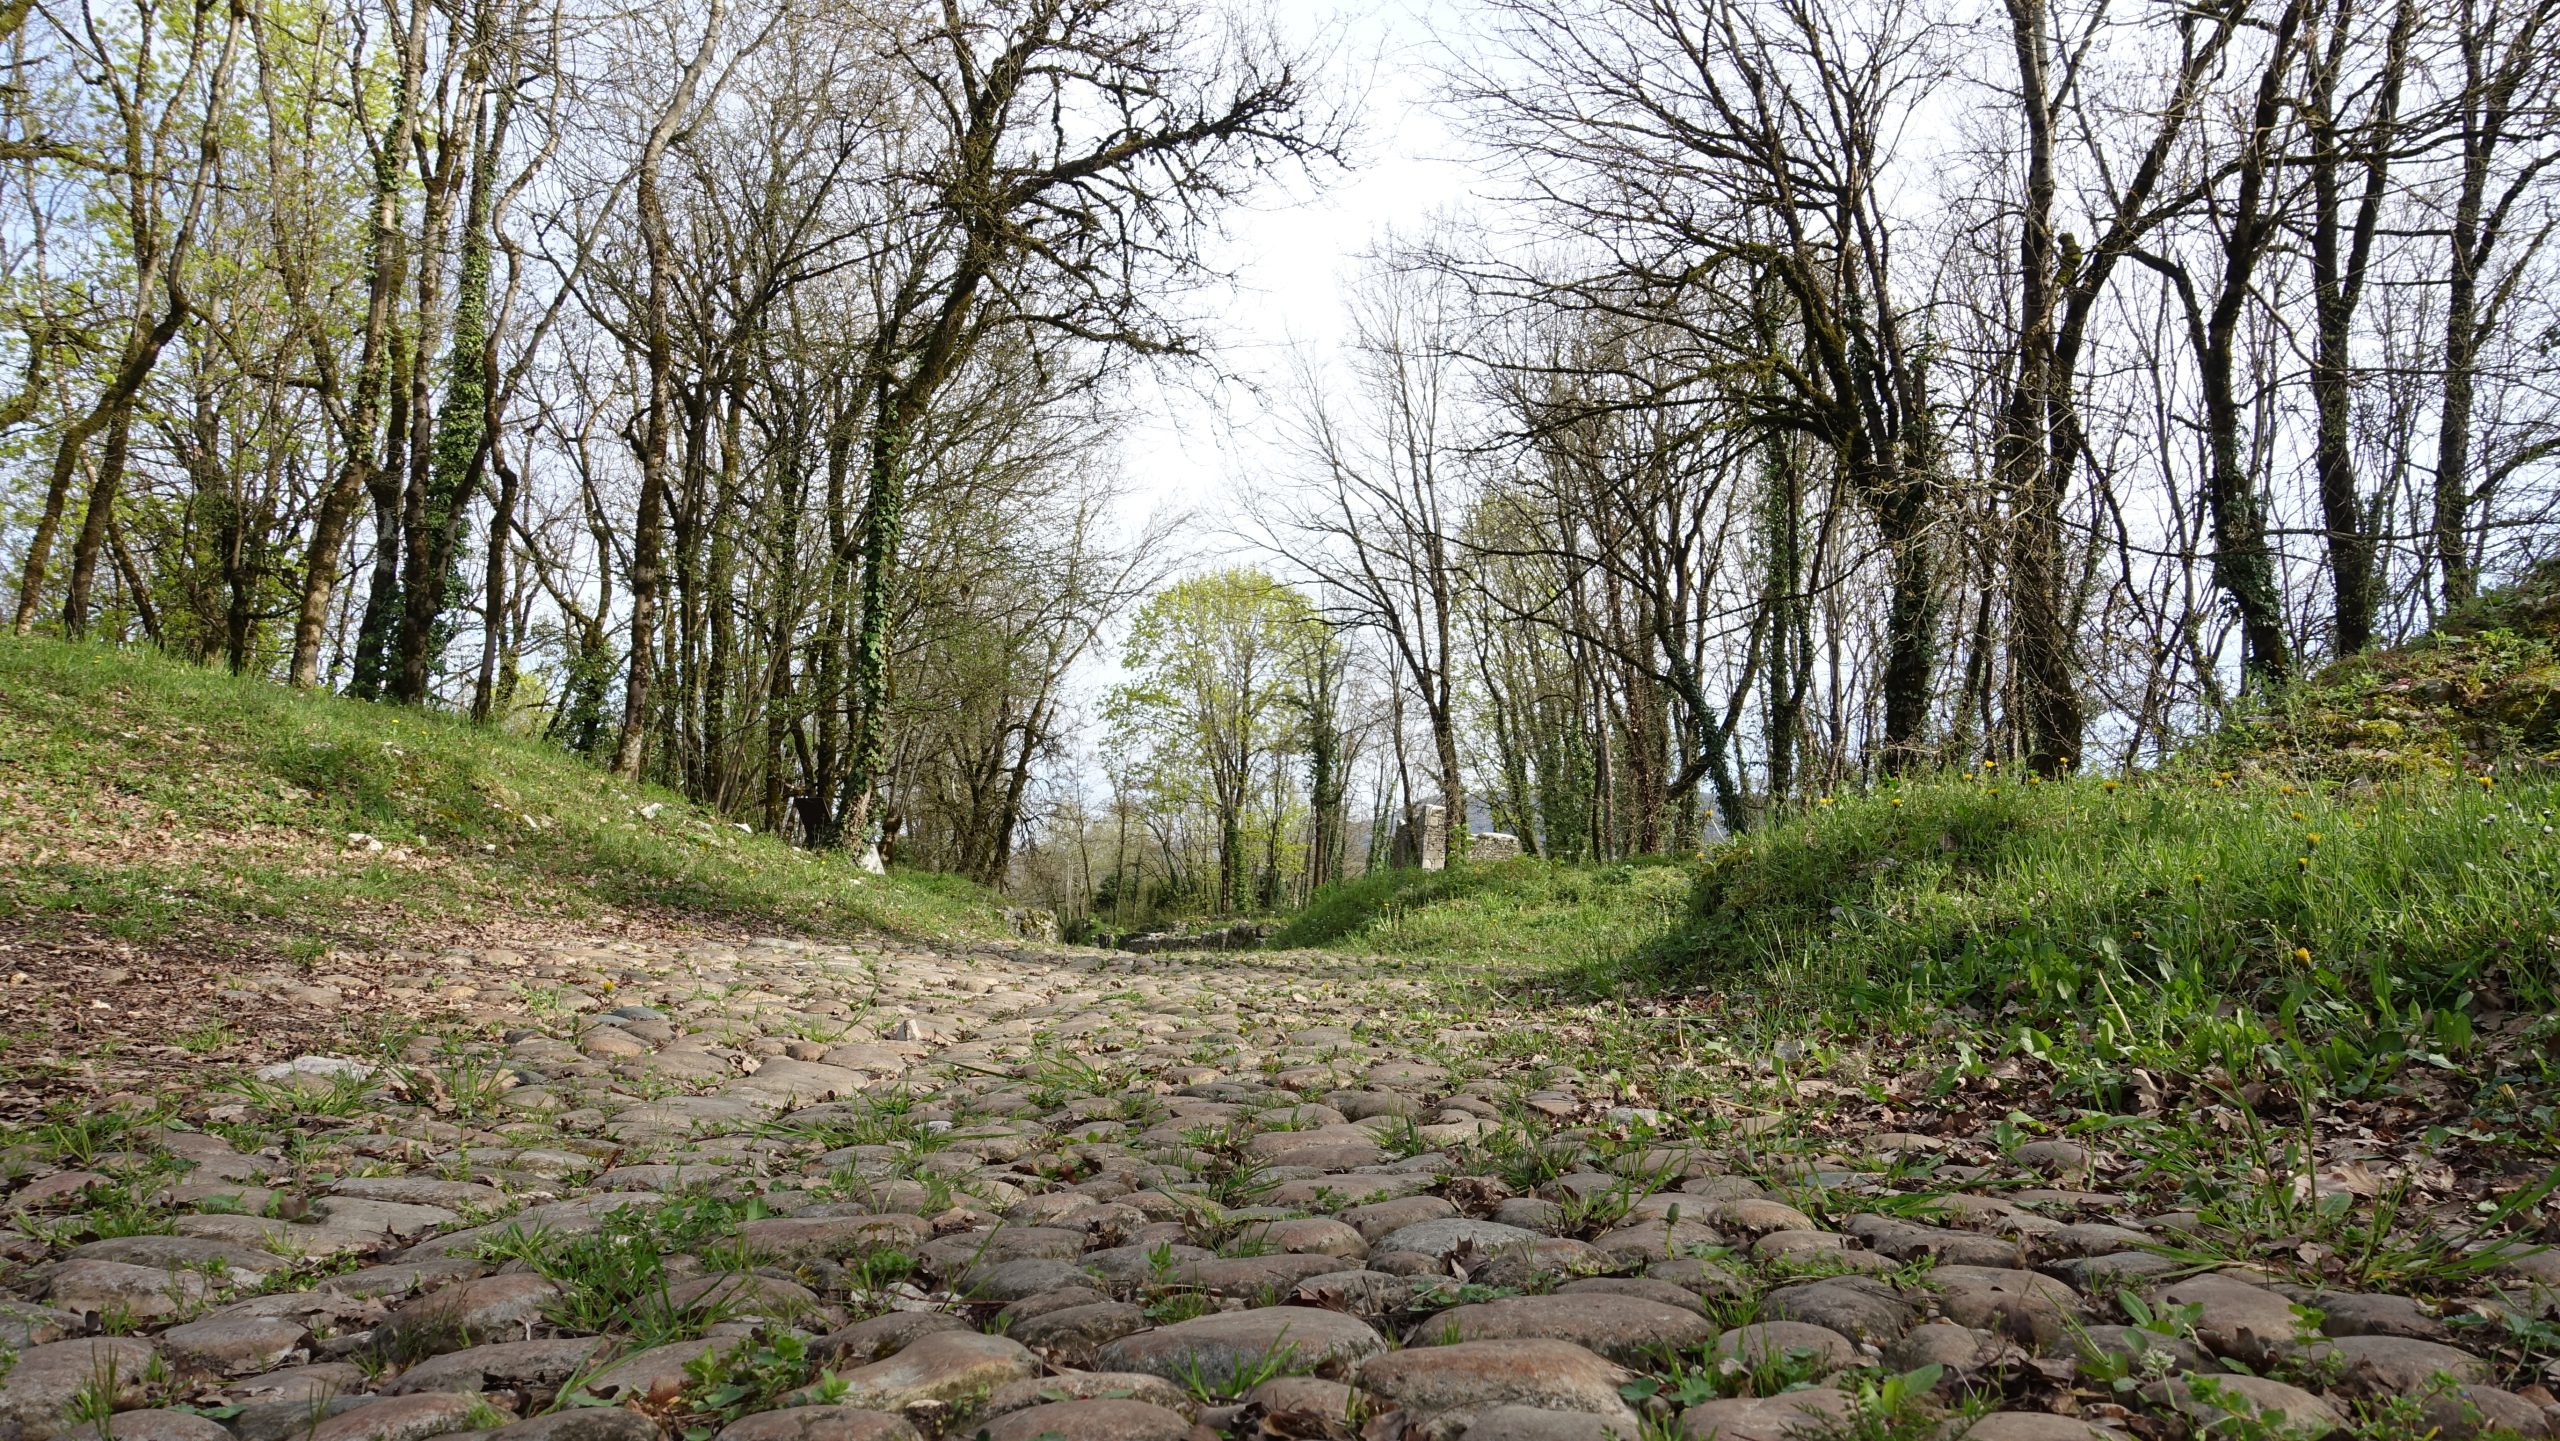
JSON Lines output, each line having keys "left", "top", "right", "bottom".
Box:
{"left": 2201, "top": 554, "right": 2560, "bottom": 782}
{"left": 1674, "top": 767, "right": 2557, "bottom": 1022}
{"left": 1288, "top": 560, "right": 2560, "bottom": 1099}
{"left": 0, "top": 637, "right": 1013, "bottom": 954}
{"left": 473, "top": 1193, "right": 776, "bottom": 1348}
{"left": 1270, "top": 852, "right": 1697, "bottom": 969}
{"left": 1276, "top": 767, "right": 2560, "bottom": 1096}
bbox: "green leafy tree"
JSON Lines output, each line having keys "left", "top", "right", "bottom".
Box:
{"left": 1107, "top": 569, "right": 1326, "bottom": 914}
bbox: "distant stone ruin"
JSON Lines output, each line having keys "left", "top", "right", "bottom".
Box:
{"left": 1391, "top": 803, "right": 1448, "bottom": 870}
{"left": 1390, "top": 803, "right": 1523, "bottom": 870}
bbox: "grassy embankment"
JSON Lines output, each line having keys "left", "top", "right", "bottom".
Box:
{"left": 1276, "top": 566, "right": 2560, "bottom": 1105}
{"left": 0, "top": 637, "right": 1012, "bottom": 960}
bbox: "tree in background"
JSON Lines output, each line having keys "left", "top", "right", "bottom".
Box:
{"left": 1104, "top": 569, "right": 1327, "bottom": 916}
{"left": 1273, "top": 255, "right": 1473, "bottom": 859}
{"left": 8, "top": 0, "right": 2560, "bottom": 912}
{"left": 0, "top": 0, "right": 1333, "bottom": 891}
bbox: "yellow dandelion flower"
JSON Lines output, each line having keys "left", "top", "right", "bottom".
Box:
{"left": 2292, "top": 947, "right": 2312, "bottom": 964}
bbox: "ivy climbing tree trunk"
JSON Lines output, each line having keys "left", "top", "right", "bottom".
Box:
{"left": 394, "top": 27, "right": 499, "bottom": 705}
{"left": 836, "top": 406, "right": 917, "bottom": 850}
{"left": 612, "top": 0, "right": 729, "bottom": 779}
{"left": 287, "top": 0, "right": 427, "bottom": 688}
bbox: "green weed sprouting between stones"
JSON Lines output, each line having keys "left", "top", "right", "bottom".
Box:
{"left": 473, "top": 1194, "right": 774, "bottom": 1348}
{"left": 1820, "top": 1365, "right": 1963, "bottom": 1441}
{"left": 1168, "top": 1336, "right": 1310, "bottom": 1404}
{"left": 668, "top": 1331, "right": 845, "bottom": 1440}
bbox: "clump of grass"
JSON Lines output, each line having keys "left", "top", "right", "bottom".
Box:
{"left": 473, "top": 1193, "right": 774, "bottom": 1347}
{"left": 1619, "top": 1335, "right": 1833, "bottom": 1404}
{"left": 219, "top": 1069, "right": 379, "bottom": 1119}
{"left": 1169, "top": 1337, "right": 1310, "bottom": 1404}
{"left": 0, "top": 636, "right": 1015, "bottom": 955}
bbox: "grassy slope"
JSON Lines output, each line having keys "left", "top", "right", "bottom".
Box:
{"left": 1277, "top": 769, "right": 2560, "bottom": 1098}
{"left": 2200, "top": 558, "right": 2560, "bottom": 781}
{"left": 1283, "top": 771, "right": 2557, "bottom": 991}
{"left": 1272, "top": 854, "right": 1699, "bottom": 972}
{"left": 0, "top": 638, "right": 1012, "bottom": 957}
{"left": 1279, "top": 564, "right": 2560, "bottom": 1099}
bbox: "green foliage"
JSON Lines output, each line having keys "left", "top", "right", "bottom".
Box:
{"left": 671, "top": 1330, "right": 842, "bottom": 1440}
{"left": 1275, "top": 761, "right": 2559, "bottom": 1107}
{"left": 1621, "top": 1335, "right": 1830, "bottom": 1403}
{"left": 1272, "top": 854, "right": 1696, "bottom": 970}
{"left": 1822, "top": 1365, "right": 1953, "bottom": 1441}
{"left": 473, "top": 1195, "right": 773, "bottom": 1348}
{"left": 1104, "top": 568, "right": 1332, "bottom": 918}
{"left": 2170, "top": 1374, "right": 2336, "bottom": 1441}
{"left": 1666, "top": 767, "right": 2558, "bottom": 1076}
{"left": 0, "top": 637, "right": 1015, "bottom": 953}
{"left": 1168, "top": 1336, "right": 1310, "bottom": 1404}
{"left": 219, "top": 1068, "right": 378, "bottom": 1118}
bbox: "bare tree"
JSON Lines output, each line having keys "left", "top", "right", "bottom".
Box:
{"left": 1272, "top": 255, "right": 1473, "bottom": 856}
{"left": 2429, "top": 0, "right": 2560, "bottom": 607}
{"left": 822, "top": 0, "right": 1340, "bottom": 846}
{"left": 1451, "top": 0, "right": 1954, "bottom": 769}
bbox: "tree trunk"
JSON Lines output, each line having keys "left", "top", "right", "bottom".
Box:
{"left": 349, "top": 342, "right": 412, "bottom": 700}
{"left": 835, "top": 409, "right": 907, "bottom": 845}
{"left": 2194, "top": 0, "right": 2307, "bottom": 687}
{"left": 60, "top": 397, "right": 138, "bottom": 639}
{"left": 700, "top": 388, "right": 744, "bottom": 806}
{"left": 2306, "top": 0, "right": 2410, "bottom": 652}
{"left": 614, "top": 0, "right": 727, "bottom": 777}
{"left": 14, "top": 294, "right": 187, "bottom": 636}
{"left": 287, "top": 0, "right": 428, "bottom": 688}
{"left": 1872, "top": 456, "right": 1940, "bottom": 770}
{"left": 108, "top": 511, "right": 160, "bottom": 648}
{"left": 1999, "top": 0, "right": 2084, "bottom": 774}
{"left": 471, "top": 440, "right": 522, "bottom": 721}
{"left": 397, "top": 43, "right": 500, "bottom": 706}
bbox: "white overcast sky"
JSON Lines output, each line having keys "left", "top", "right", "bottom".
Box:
{"left": 1110, "top": 0, "right": 1478, "bottom": 544}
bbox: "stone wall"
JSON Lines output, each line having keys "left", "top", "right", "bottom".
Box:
{"left": 1390, "top": 804, "right": 1522, "bottom": 870}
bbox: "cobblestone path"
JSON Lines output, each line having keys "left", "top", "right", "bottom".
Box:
{"left": 5, "top": 934, "right": 2555, "bottom": 1441}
